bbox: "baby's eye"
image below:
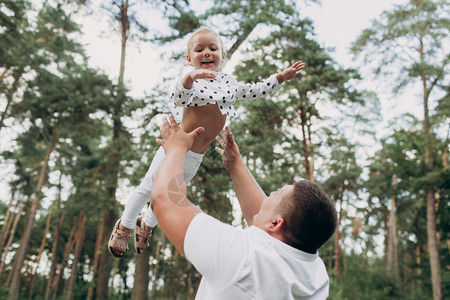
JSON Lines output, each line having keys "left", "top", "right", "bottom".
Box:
{"left": 195, "top": 48, "right": 203, "bottom": 52}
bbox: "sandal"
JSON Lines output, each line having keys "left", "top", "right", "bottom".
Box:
{"left": 108, "top": 219, "right": 131, "bottom": 258}
{"left": 134, "top": 217, "right": 152, "bottom": 253}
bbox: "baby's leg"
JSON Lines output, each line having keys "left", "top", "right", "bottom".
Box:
{"left": 142, "top": 149, "right": 205, "bottom": 227}
{"left": 120, "top": 147, "right": 166, "bottom": 229}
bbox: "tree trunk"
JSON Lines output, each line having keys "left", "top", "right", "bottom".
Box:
{"left": 387, "top": 196, "right": 399, "bottom": 277}
{"left": 0, "top": 204, "right": 24, "bottom": 280}
{"left": 419, "top": 31, "right": 442, "bottom": 299}
{"left": 118, "top": 0, "right": 129, "bottom": 86}
{"left": 299, "top": 107, "right": 311, "bottom": 180}
{"left": 131, "top": 243, "right": 151, "bottom": 300}
{"left": 426, "top": 186, "right": 442, "bottom": 300}
{"left": 8, "top": 141, "right": 55, "bottom": 299}
{"left": 415, "top": 245, "right": 422, "bottom": 291}
{"left": 97, "top": 2, "right": 130, "bottom": 296}
{"left": 28, "top": 204, "right": 54, "bottom": 299}
{"left": 96, "top": 212, "right": 116, "bottom": 299}
{"left": 152, "top": 232, "right": 165, "bottom": 298}
{"left": 64, "top": 214, "right": 86, "bottom": 300}
{"left": 307, "top": 124, "right": 315, "bottom": 182}
{"left": 227, "top": 24, "right": 255, "bottom": 59}
{"left": 0, "top": 196, "right": 15, "bottom": 253}
{"left": 45, "top": 213, "right": 64, "bottom": 300}
{"left": 333, "top": 197, "right": 342, "bottom": 283}
{"left": 50, "top": 221, "right": 78, "bottom": 300}
{"left": 86, "top": 216, "right": 105, "bottom": 300}
{"left": 44, "top": 170, "right": 63, "bottom": 300}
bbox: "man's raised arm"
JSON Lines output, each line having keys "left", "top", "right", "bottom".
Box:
{"left": 215, "top": 126, "right": 266, "bottom": 226}
{"left": 151, "top": 115, "right": 204, "bottom": 255}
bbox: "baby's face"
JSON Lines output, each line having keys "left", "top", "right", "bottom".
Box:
{"left": 187, "top": 31, "right": 225, "bottom": 72}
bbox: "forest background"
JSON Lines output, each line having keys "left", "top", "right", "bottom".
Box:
{"left": 0, "top": 0, "right": 448, "bottom": 299}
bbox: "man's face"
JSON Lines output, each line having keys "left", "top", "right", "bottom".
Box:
{"left": 252, "top": 185, "right": 294, "bottom": 229}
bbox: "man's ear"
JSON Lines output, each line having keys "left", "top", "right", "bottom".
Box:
{"left": 265, "top": 216, "right": 285, "bottom": 233}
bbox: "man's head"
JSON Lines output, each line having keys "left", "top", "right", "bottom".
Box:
{"left": 253, "top": 180, "right": 337, "bottom": 254}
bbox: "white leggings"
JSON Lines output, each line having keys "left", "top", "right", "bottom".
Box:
{"left": 120, "top": 146, "right": 204, "bottom": 229}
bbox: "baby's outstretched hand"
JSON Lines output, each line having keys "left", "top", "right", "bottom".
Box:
{"left": 276, "top": 61, "right": 305, "bottom": 84}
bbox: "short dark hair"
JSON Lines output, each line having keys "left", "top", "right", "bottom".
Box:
{"left": 278, "top": 180, "right": 337, "bottom": 254}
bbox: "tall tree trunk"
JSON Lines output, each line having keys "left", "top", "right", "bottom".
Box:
{"left": 333, "top": 197, "right": 342, "bottom": 283}
{"left": 0, "top": 196, "right": 15, "bottom": 253}
{"left": 419, "top": 33, "right": 442, "bottom": 300}
{"left": 28, "top": 204, "right": 54, "bottom": 299}
{"left": 415, "top": 245, "right": 422, "bottom": 291}
{"left": 426, "top": 186, "right": 441, "bottom": 300}
{"left": 387, "top": 196, "right": 399, "bottom": 277}
{"left": 86, "top": 217, "right": 105, "bottom": 300}
{"left": 64, "top": 213, "right": 86, "bottom": 300}
{"left": 118, "top": 0, "right": 129, "bottom": 86}
{"left": 51, "top": 221, "right": 78, "bottom": 300}
{"left": 8, "top": 141, "right": 55, "bottom": 300}
{"left": 97, "top": 2, "right": 129, "bottom": 296}
{"left": 131, "top": 244, "right": 151, "bottom": 300}
{"left": 299, "top": 107, "right": 311, "bottom": 180}
{"left": 44, "top": 169, "right": 63, "bottom": 300}
{"left": 186, "top": 262, "right": 194, "bottom": 299}
{"left": 227, "top": 24, "right": 255, "bottom": 59}
{"left": 383, "top": 204, "right": 389, "bottom": 262}
{"left": 44, "top": 214, "right": 64, "bottom": 300}
{"left": 96, "top": 212, "right": 116, "bottom": 299}
{"left": 306, "top": 122, "right": 315, "bottom": 182}
{"left": 0, "top": 204, "right": 24, "bottom": 280}
{"left": 152, "top": 233, "right": 165, "bottom": 298}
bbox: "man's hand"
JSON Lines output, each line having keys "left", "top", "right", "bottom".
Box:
{"left": 215, "top": 126, "right": 241, "bottom": 172}
{"left": 156, "top": 114, "right": 204, "bottom": 154}
{"left": 276, "top": 60, "right": 305, "bottom": 84}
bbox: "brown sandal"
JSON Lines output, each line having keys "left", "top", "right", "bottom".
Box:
{"left": 134, "top": 217, "right": 152, "bottom": 253}
{"left": 108, "top": 219, "right": 131, "bottom": 258}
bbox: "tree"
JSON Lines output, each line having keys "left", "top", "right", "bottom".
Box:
{"left": 93, "top": 1, "right": 148, "bottom": 297}
{"left": 0, "top": 0, "right": 32, "bottom": 130}
{"left": 232, "top": 12, "right": 361, "bottom": 186}
{"left": 352, "top": 1, "right": 449, "bottom": 298}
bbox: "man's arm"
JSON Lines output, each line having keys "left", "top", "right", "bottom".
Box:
{"left": 151, "top": 115, "right": 204, "bottom": 255}
{"left": 215, "top": 126, "right": 266, "bottom": 226}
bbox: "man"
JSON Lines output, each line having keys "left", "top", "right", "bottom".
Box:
{"left": 151, "top": 114, "right": 337, "bottom": 299}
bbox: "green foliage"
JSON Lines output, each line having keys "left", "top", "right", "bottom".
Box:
{"left": 351, "top": 0, "right": 449, "bottom": 95}
{"left": 0, "top": 0, "right": 448, "bottom": 299}
{"left": 329, "top": 254, "right": 431, "bottom": 300}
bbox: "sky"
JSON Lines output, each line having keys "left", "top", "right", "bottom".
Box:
{"left": 0, "top": 0, "right": 413, "bottom": 206}
{"left": 78, "top": 0, "right": 415, "bottom": 128}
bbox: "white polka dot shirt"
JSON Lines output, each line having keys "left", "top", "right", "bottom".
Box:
{"left": 170, "top": 72, "right": 281, "bottom": 124}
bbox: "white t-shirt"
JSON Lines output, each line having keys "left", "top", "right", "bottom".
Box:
{"left": 184, "top": 213, "right": 330, "bottom": 300}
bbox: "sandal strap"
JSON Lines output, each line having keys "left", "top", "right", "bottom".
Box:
{"left": 110, "top": 226, "right": 131, "bottom": 252}
{"left": 136, "top": 226, "right": 151, "bottom": 239}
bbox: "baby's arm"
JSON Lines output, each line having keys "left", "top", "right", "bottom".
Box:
{"left": 234, "top": 60, "right": 305, "bottom": 101}
{"left": 181, "top": 69, "right": 218, "bottom": 89}
{"left": 171, "top": 70, "right": 218, "bottom": 106}
{"left": 275, "top": 61, "right": 305, "bottom": 84}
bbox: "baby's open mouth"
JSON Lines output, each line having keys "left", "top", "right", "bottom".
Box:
{"left": 202, "top": 60, "right": 214, "bottom": 65}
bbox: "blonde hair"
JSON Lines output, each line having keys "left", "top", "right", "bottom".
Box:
{"left": 186, "top": 26, "right": 226, "bottom": 55}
